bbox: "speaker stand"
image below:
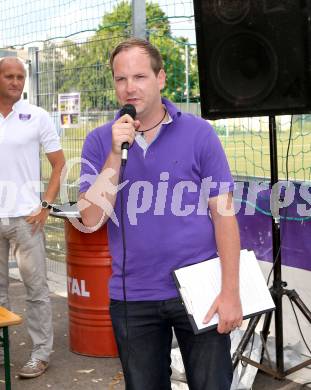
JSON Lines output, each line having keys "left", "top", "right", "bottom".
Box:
{"left": 232, "top": 116, "right": 311, "bottom": 379}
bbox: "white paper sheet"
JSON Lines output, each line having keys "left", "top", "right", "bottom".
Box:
{"left": 174, "top": 250, "right": 275, "bottom": 332}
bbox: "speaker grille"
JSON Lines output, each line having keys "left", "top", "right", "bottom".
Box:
{"left": 194, "top": 0, "right": 311, "bottom": 119}
{"left": 211, "top": 32, "right": 278, "bottom": 106}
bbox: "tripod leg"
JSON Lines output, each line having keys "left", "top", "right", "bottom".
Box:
{"left": 259, "top": 310, "right": 273, "bottom": 364}
{"left": 232, "top": 315, "right": 262, "bottom": 369}
{"left": 286, "top": 289, "right": 311, "bottom": 323}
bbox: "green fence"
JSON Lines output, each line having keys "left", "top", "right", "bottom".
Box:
{"left": 1, "top": 0, "right": 311, "bottom": 270}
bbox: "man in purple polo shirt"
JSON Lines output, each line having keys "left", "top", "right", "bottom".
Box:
{"left": 79, "top": 38, "right": 242, "bottom": 390}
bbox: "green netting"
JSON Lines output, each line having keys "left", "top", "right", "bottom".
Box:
{"left": 0, "top": 0, "right": 195, "bottom": 48}
{"left": 1, "top": 0, "right": 311, "bottom": 185}
{"left": 0, "top": 0, "right": 124, "bottom": 48}
{"left": 213, "top": 115, "right": 311, "bottom": 182}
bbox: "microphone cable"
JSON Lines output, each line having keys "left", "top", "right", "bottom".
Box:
{"left": 119, "top": 159, "right": 131, "bottom": 382}
{"left": 117, "top": 104, "right": 136, "bottom": 381}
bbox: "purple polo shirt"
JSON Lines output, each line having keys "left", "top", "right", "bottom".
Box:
{"left": 80, "top": 99, "right": 234, "bottom": 300}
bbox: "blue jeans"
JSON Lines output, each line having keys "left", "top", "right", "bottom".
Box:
{"left": 110, "top": 298, "right": 232, "bottom": 390}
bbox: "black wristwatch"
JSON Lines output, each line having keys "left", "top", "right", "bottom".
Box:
{"left": 41, "top": 200, "right": 53, "bottom": 210}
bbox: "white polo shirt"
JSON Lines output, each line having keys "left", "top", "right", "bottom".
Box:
{"left": 0, "top": 100, "right": 61, "bottom": 217}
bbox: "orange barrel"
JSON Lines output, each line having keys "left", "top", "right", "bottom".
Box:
{"left": 64, "top": 220, "right": 118, "bottom": 357}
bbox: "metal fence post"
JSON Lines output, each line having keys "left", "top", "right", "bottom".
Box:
{"left": 28, "top": 47, "right": 39, "bottom": 106}
{"left": 132, "top": 0, "right": 146, "bottom": 39}
{"left": 185, "top": 43, "right": 190, "bottom": 112}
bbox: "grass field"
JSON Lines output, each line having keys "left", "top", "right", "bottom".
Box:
{"left": 220, "top": 131, "right": 311, "bottom": 181}
{"left": 41, "top": 119, "right": 311, "bottom": 193}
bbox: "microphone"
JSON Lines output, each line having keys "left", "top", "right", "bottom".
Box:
{"left": 119, "top": 104, "right": 136, "bottom": 165}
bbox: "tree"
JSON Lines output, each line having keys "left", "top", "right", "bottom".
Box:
{"left": 56, "top": 1, "right": 198, "bottom": 110}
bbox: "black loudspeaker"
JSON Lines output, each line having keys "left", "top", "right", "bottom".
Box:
{"left": 193, "top": 0, "right": 311, "bottom": 119}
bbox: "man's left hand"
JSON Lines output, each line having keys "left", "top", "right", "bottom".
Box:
{"left": 203, "top": 292, "right": 243, "bottom": 334}
{"left": 25, "top": 208, "right": 50, "bottom": 234}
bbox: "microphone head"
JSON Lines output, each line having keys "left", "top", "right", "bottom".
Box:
{"left": 120, "top": 104, "right": 136, "bottom": 119}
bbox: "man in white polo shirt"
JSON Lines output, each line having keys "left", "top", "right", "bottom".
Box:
{"left": 0, "top": 57, "right": 65, "bottom": 378}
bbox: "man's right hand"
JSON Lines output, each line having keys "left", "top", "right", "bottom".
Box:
{"left": 111, "top": 114, "right": 139, "bottom": 156}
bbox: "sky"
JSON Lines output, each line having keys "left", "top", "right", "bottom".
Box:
{"left": 0, "top": 0, "right": 196, "bottom": 49}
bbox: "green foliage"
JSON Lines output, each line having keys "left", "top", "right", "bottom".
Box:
{"left": 49, "top": 1, "right": 198, "bottom": 111}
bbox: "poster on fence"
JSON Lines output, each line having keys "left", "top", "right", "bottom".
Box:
{"left": 58, "top": 93, "right": 80, "bottom": 128}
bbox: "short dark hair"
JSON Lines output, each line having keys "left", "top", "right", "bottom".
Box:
{"left": 110, "top": 38, "right": 163, "bottom": 75}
